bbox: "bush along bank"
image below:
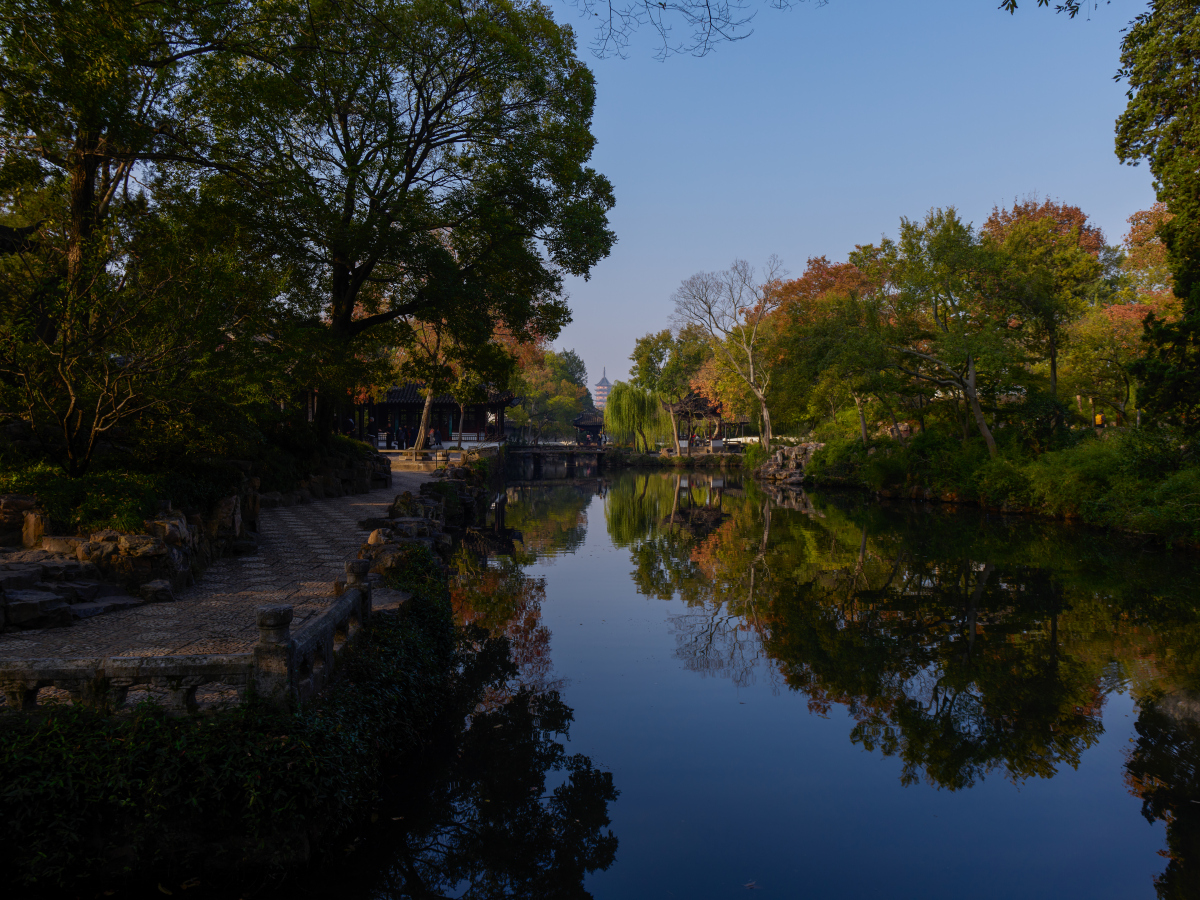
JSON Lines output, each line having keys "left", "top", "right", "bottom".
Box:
{"left": 758, "top": 425, "right": 1200, "bottom": 549}
{"left": 0, "top": 545, "right": 467, "bottom": 893}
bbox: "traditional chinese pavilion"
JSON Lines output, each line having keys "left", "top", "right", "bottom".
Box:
{"left": 357, "top": 384, "right": 517, "bottom": 445}
{"left": 572, "top": 410, "right": 605, "bottom": 443}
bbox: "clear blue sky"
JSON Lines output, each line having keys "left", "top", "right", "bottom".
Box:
{"left": 547, "top": 0, "right": 1156, "bottom": 388}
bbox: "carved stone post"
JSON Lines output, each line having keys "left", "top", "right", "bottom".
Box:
{"left": 346, "top": 560, "right": 372, "bottom": 620}
{"left": 2, "top": 683, "right": 39, "bottom": 710}
{"left": 253, "top": 605, "right": 294, "bottom": 706}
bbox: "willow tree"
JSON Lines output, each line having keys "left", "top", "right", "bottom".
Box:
{"left": 603, "top": 381, "right": 664, "bottom": 452}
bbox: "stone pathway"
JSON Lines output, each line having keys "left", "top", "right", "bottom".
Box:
{"left": 0, "top": 473, "right": 430, "bottom": 661}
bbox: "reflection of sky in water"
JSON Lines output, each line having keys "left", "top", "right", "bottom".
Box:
{"left": 495, "top": 471, "right": 1200, "bottom": 899}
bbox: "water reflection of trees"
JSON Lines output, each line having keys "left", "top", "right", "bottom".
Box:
{"left": 342, "top": 473, "right": 618, "bottom": 899}
{"left": 1126, "top": 698, "right": 1200, "bottom": 900}
{"left": 502, "top": 483, "right": 598, "bottom": 559}
{"left": 443, "top": 470, "right": 1200, "bottom": 895}
{"left": 373, "top": 686, "right": 618, "bottom": 899}
{"left": 289, "top": 653, "right": 618, "bottom": 900}
{"left": 452, "top": 550, "right": 562, "bottom": 695}
{"left": 606, "top": 472, "right": 779, "bottom": 687}
{"left": 604, "top": 473, "right": 1200, "bottom": 809}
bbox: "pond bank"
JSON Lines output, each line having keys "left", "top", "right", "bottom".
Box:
{"left": 754, "top": 433, "right": 1200, "bottom": 550}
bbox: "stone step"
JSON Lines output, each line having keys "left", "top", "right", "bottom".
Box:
{"left": 68, "top": 596, "right": 144, "bottom": 619}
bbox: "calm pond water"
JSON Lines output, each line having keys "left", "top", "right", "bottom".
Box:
{"left": 323, "top": 468, "right": 1200, "bottom": 899}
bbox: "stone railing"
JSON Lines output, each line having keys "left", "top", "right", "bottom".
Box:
{"left": 254, "top": 560, "right": 372, "bottom": 705}
{"left": 0, "top": 562, "right": 374, "bottom": 713}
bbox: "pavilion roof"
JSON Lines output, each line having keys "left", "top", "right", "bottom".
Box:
{"left": 572, "top": 410, "right": 605, "bottom": 429}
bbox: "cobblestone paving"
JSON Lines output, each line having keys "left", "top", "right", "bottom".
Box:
{"left": 0, "top": 472, "right": 429, "bottom": 661}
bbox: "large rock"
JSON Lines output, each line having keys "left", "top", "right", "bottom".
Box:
{"left": 206, "top": 494, "right": 243, "bottom": 539}
{"left": 146, "top": 513, "right": 190, "bottom": 547}
{"left": 77, "top": 540, "right": 119, "bottom": 565}
{"left": 41, "top": 535, "right": 80, "bottom": 555}
{"left": 0, "top": 566, "right": 42, "bottom": 589}
{"left": 359, "top": 540, "right": 437, "bottom": 574}
{"left": 5, "top": 590, "right": 71, "bottom": 627}
{"left": 21, "top": 509, "right": 47, "bottom": 549}
{"left": 117, "top": 534, "right": 168, "bottom": 557}
{"left": 139, "top": 579, "right": 174, "bottom": 603}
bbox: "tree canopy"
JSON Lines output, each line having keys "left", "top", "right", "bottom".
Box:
{"left": 0, "top": 0, "right": 615, "bottom": 473}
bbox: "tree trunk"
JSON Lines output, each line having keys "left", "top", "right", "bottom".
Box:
{"left": 853, "top": 394, "right": 869, "bottom": 444}
{"left": 636, "top": 426, "right": 648, "bottom": 453}
{"left": 414, "top": 391, "right": 433, "bottom": 450}
{"left": 964, "top": 356, "right": 998, "bottom": 458}
{"left": 883, "top": 401, "right": 907, "bottom": 447}
{"left": 666, "top": 405, "right": 681, "bottom": 455}
{"left": 757, "top": 393, "right": 773, "bottom": 453}
{"left": 1049, "top": 336, "right": 1058, "bottom": 398}
{"left": 965, "top": 562, "right": 993, "bottom": 662}
{"left": 67, "top": 133, "right": 100, "bottom": 289}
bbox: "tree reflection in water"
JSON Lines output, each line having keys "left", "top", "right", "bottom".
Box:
{"left": 305, "top": 480, "right": 616, "bottom": 900}
{"left": 600, "top": 471, "right": 1200, "bottom": 890}
{"left": 606, "top": 472, "right": 777, "bottom": 688}
{"left": 371, "top": 683, "right": 618, "bottom": 900}
{"left": 1126, "top": 699, "right": 1200, "bottom": 900}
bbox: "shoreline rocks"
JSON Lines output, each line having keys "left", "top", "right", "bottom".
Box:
{"left": 755, "top": 443, "right": 825, "bottom": 485}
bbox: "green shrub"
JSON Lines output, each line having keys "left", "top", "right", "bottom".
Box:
{"left": 331, "top": 434, "right": 377, "bottom": 458}
{"left": 1027, "top": 438, "right": 1122, "bottom": 518}
{"left": 863, "top": 448, "right": 906, "bottom": 490}
{"left": 384, "top": 545, "right": 451, "bottom": 603}
{"left": 0, "top": 557, "right": 458, "bottom": 889}
{"left": 806, "top": 436, "right": 868, "bottom": 481}
{"left": 812, "top": 408, "right": 866, "bottom": 444}
{"left": 743, "top": 442, "right": 768, "bottom": 470}
{"left": 1112, "top": 426, "right": 1191, "bottom": 482}
{"left": 897, "top": 427, "right": 989, "bottom": 491}
{"left": 0, "top": 461, "right": 245, "bottom": 533}
{"left": 974, "top": 458, "right": 1033, "bottom": 507}
{"left": 1127, "top": 467, "right": 1200, "bottom": 544}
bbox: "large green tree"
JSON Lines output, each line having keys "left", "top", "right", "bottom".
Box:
{"left": 188, "top": 0, "right": 615, "bottom": 430}
{"left": 629, "top": 326, "right": 709, "bottom": 454}
{"left": 0, "top": 0, "right": 257, "bottom": 474}
{"left": 982, "top": 201, "right": 1110, "bottom": 400}
{"left": 871, "top": 209, "right": 1030, "bottom": 459}
{"left": 1116, "top": 0, "right": 1200, "bottom": 428}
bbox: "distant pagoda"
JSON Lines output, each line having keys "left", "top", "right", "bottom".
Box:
{"left": 594, "top": 367, "right": 611, "bottom": 409}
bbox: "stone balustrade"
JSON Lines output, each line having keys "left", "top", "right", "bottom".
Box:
{"left": 0, "top": 562, "right": 375, "bottom": 713}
